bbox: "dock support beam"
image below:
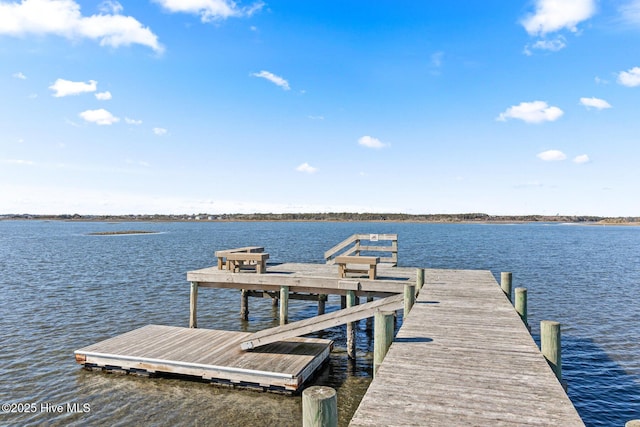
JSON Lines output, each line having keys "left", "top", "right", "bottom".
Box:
{"left": 189, "top": 282, "right": 198, "bottom": 328}
{"left": 515, "top": 287, "right": 528, "bottom": 326}
{"left": 404, "top": 284, "right": 415, "bottom": 316}
{"left": 501, "top": 272, "right": 513, "bottom": 302}
{"left": 346, "top": 290, "right": 356, "bottom": 360}
{"left": 302, "top": 386, "right": 337, "bottom": 427}
{"left": 279, "top": 286, "right": 289, "bottom": 325}
{"left": 240, "top": 289, "right": 249, "bottom": 320}
{"left": 374, "top": 311, "right": 394, "bottom": 377}
{"left": 541, "top": 320, "right": 562, "bottom": 384}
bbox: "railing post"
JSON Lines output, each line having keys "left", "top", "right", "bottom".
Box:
{"left": 374, "top": 311, "right": 394, "bottom": 377}
{"left": 515, "top": 287, "right": 528, "bottom": 326}
{"left": 416, "top": 268, "right": 424, "bottom": 294}
{"left": 189, "top": 282, "right": 198, "bottom": 328}
{"left": 541, "top": 320, "right": 562, "bottom": 383}
{"left": 501, "top": 272, "right": 513, "bottom": 302}
{"left": 302, "top": 386, "right": 337, "bottom": 427}
{"left": 279, "top": 285, "right": 289, "bottom": 325}
{"left": 404, "top": 284, "right": 415, "bottom": 316}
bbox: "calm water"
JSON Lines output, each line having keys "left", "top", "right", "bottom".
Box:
{"left": 0, "top": 220, "right": 638, "bottom": 426}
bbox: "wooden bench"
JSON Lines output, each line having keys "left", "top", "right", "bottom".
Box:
{"left": 225, "top": 252, "right": 270, "bottom": 274}
{"left": 215, "top": 246, "right": 264, "bottom": 270}
{"left": 335, "top": 255, "right": 379, "bottom": 280}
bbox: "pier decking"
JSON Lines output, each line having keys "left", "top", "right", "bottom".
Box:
{"left": 74, "top": 324, "right": 332, "bottom": 392}
{"left": 349, "top": 269, "right": 584, "bottom": 426}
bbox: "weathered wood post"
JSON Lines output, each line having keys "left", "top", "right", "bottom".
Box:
{"left": 501, "top": 272, "right": 513, "bottom": 302}
{"left": 318, "top": 294, "right": 327, "bottom": 315}
{"left": 240, "top": 289, "right": 249, "bottom": 320}
{"left": 302, "top": 386, "right": 337, "bottom": 427}
{"left": 374, "top": 311, "right": 394, "bottom": 377}
{"left": 541, "top": 320, "right": 562, "bottom": 383}
{"left": 404, "top": 284, "right": 415, "bottom": 316}
{"left": 625, "top": 420, "right": 640, "bottom": 427}
{"left": 280, "top": 285, "right": 289, "bottom": 325}
{"left": 346, "top": 290, "right": 356, "bottom": 360}
{"left": 515, "top": 287, "right": 528, "bottom": 326}
{"left": 366, "top": 296, "right": 374, "bottom": 332}
{"left": 189, "top": 282, "right": 198, "bottom": 328}
{"left": 416, "top": 268, "right": 424, "bottom": 294}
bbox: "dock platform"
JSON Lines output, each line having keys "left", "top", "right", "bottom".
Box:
{"left": 349, "top": 269, "right": 584, "bottom": 426}
{"left": 74, "top": 324, "right": 332, "bottom": 393}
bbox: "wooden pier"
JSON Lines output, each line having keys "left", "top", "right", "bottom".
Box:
{"left": 349, "top": 269, "right": 585, "bottom": 426}
{"left": 74, "top": 325, "right": 332, "bottom": 393}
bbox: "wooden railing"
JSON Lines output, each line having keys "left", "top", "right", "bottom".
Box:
{"left": 324, "top": 233, "right": 398, "bottom": 266}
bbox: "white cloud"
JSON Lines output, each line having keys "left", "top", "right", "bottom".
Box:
{"left": 620, "top": 0, "right": 640, "bottom": 25}
{"left": 95, "top": 91, "right": 112, "bottom": 100}
{"left": 594, "top": 76, "right": 609, "bottom": 85}
{"left": 79, "top": 108, "right": 119, "bottom": 125}
{"left": 358, "top": 135, "right": 389, "bottom": 149}
{"left": 251, "top": 70, "right": 290, "bottom": 90}
{"left": 0, "top": 0, "right": 163, "bottom": 53}
{"left": 2, "top": 158, "right": 35, "bottom": 166}
{"left": 295, "top": 162, "right": 317, "bottom": 174}
{"left": 49, "top": 78, "right": 97, "bottom": 97}
{"left": 537, "top": 150, "right": 567, "bottom": 161}
{"left": 497, "top": 101, "right": 564, "bottom": 124}
{"left": 579, "top": 97, "right": 611, "bottom": 109}
{"left": 153, "top": 127, "right": 167, "bottom": 136}
{"left": 99, "top": 0, "right": 123, "bottom": 14}
{"left": 307, "top": 115, "right": 324, "bottom": 120}
{"left": 617, "top": 66, "right": 640, "bottom": 87}
{"left": 125, "top": 117, "right": 142, "bottom": 125}
{"left": 153, "top": 0, "right": 264, "bottom": 22}
{"left": 12, "top": 71, "right": 27, "bottom": 79}
{"left": 522, "top": 0, "right": 596, "bottom": 35}
{"left": 573, "top": 154, "right": 590, "bottom": 164}
{"left": 532, "top": 37, "right": 567, "bottom": 52}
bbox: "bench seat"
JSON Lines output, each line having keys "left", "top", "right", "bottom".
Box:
{"left": 335, "top": 255, "right": 379, "bottom": 280}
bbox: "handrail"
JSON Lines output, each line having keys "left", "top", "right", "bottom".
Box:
{"left": 324, "top": 233, "right": 398, "bottom": 266}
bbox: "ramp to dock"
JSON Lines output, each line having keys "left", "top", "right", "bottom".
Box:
{"left": 349, "top": 269, "right": 584, "bottom": 426}
{"left": 240, "top": 293, "right": 404, "bottom": 350}
{"left": 75, "top": 325, "right": 332, "bottom": 393}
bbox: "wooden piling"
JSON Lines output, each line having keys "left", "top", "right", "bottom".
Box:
{"left": 189, "top": 282, "right": 198, "bottom": 328}
{"left": 302, "top": 386, "right": 337, "bottom": 427}
{"left": 515, "top": 287, "right": 528, "bottom": 326}
{"left": 240, "top": 289, "right": 249, "bottom": 320}
{"left": 374, "top": 311, "right": 394, "bottom": 377}
{"left": 416, "top": 268, "right": 424, "bottom": 294}
{"left": 501, "top": 272, "right": 512, "bottom": 302}
{"left": 280, "top": 285, "right": 289, "bottom": 325}
{"left": 346, "top": 290, "right": 356, "bottom": 360}
{"left": 625, "top": 421, "right": 640, "bottom": 427}
{"left": 541, "top": 320, "right": 562, "bottom": 383}
{"left": 404, "top": 284, "right": 415, "bottom": 316}
{"left": 318, "top": 294, "right": 326, "bottom": 315}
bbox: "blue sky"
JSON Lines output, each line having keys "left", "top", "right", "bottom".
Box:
{"left": 1, "top": 0, "right": 639, "bottom": 216}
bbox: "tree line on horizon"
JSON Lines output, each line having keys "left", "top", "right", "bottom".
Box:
{"left": 3, "top": 212, "right": 638, "bottom": 223}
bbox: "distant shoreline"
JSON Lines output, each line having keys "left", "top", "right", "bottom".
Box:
{"left": 2, "top": 213, "right": 639, "bottom": 225}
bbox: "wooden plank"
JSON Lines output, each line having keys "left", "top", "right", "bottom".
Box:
{"left": 187, "top": 266, "right": 411, "bottom": 294}
{"left": 240, "top": 294, "right": 404, "bottom": 350}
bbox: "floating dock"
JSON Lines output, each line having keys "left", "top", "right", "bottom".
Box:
{"left": 74, "top": 324, "right": 332, "bottom": 393}
{"left": 348, "top": 269, "right": 585, "bottom": 426}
